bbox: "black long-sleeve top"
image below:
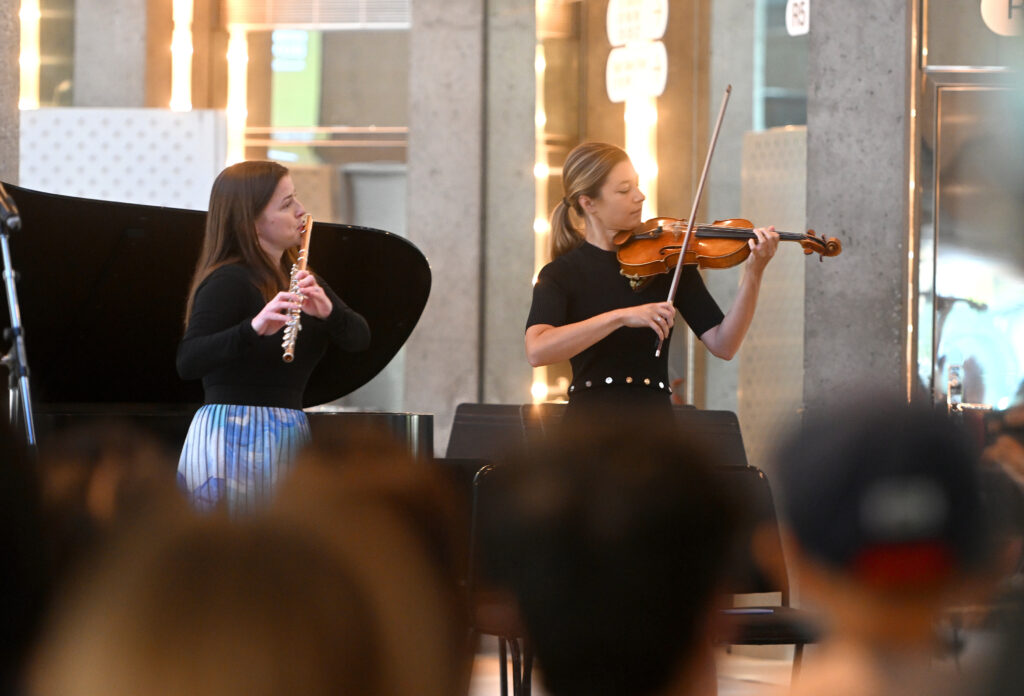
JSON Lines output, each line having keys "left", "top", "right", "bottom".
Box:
{"left": 177, "top": 263, "right": 371, "bottom": 410}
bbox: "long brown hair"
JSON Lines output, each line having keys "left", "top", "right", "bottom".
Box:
{"left": 183, "top": 161, "right": 298, "bottom": 325}
{"left": 548, "top": 142, "right": 630, "bottom": 260}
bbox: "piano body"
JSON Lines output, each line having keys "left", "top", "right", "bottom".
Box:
{"left": 0, "top": 184, "right": 434, "bottom": 456}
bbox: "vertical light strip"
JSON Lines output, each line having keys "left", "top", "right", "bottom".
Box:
{"left": 624, "top": 95, "right": 658, "bottom": 217}
{"left": 169, "top": 0, "right": 194, "bottom": 111}
{"left": 225, "top": 25, "right": 249, "bottom": 165}
{"left": 531, "top": 30, "right": 550, "bottom": 404}
{"left": 18, "top": 0, "right": 41, "bottom": 110}
{"left": 906, "top": 0, "right": 919, "bottom": 402}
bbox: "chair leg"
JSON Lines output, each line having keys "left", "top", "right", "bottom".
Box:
{"left": 509, "top": 637, "right": 523, "bottom": 696}
{"left": 791, "top": 643, "right": 804, "bottom": 683}
{"left": 499, "top": 638, "right": 509, "bottom": 696}
{"left": 507, "top": 637, "right": 532, "bottom": 696}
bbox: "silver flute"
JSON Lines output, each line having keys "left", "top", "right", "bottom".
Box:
{"left": 282, "top": 214, "right": 314, "bottom": 363}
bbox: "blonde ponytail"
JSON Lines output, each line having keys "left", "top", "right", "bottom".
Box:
{"left": 549, "top": 197, "right": 583, "bottom": 260}
{"left": 548, "top": 142, "right": 630, "bottom": 260}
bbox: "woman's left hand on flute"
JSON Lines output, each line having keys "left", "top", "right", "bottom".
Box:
{"left": 293, "top": 270, "right": 333, "bottom": 319}
{"left": 698, "top": 226, "right": 779, "bottom": 360}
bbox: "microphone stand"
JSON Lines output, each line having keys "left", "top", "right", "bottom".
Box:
{"left": 0, "top": 186, "right": 37, "bottom": 449}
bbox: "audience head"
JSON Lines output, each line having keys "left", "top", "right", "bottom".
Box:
{"left": 35, "top": 420, "right": 183, "bottom": 586}
{"left": 0, "top": 421, "right": 46, "bottom": 696}
{"left": 775, "top": 399, "right": 989, "bottom": 593}
{"left": 271, "top": 425, "right": 474, "bottom": 696}
{"left": 30, "top": 513, "right": 381, "bottom": 696}
{"left": 478, "top": 421, "right": 740, "bottom": 696}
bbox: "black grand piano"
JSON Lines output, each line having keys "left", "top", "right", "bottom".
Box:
{"left": 0, "top": 184, "right": 434, "bottom": 456}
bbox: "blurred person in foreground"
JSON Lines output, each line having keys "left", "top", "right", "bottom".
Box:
{"left": 0, "top": 422, "right": 46, "bottom": 696}
{"left": 476, "top": 421, "right": 741, "bottom": 696}
{"left": 34, "top": 421, "right": 185, "bottom": 588}
{"left": 29, "top": 512, "right": 382, "bottom": 696}
{"left": 5, "top": 421, "right": 183, "bottom": 695}
{"left": 30, "top": 426, "right": 473, "bottom": 696}
{"left": 270, "top": 425, "right": 475, "bottom": 696}
{"left": 770, "top": 399, "right": 996, "bottom": 696}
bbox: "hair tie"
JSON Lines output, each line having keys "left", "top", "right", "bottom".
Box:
{"left": 562, "top": 197, "right": 571, "bottom": 209}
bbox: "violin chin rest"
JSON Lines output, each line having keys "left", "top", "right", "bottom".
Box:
{"left": 612, "top": 229, "right": 634, "bottom": 246}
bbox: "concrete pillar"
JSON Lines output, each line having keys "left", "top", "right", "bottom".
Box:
{"left": 406, "top": 0, "right": 485, "bottom": 452}
{"left": 703, "top": 0, "right": 757, "bottom": 412}
{"left": 483, "top": 0, "right": 535, "bottom": 404}
{"left": 804, "top": 0, "right": 911, "bottom": 408}
{"left": 74, "top": 0, "right": 171, "bottom": 107}
{"left": 0, "top": 0, "right": 18, "bottom": 183}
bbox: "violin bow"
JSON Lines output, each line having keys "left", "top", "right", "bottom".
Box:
{"left": 656, "top": 84, "right": 732, "bottom": 357}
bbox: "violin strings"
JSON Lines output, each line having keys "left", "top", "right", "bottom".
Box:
{"left": 693, "top": 227, "right": 805, "bottom": 241}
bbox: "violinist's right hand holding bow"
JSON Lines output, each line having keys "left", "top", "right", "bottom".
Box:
{"left": 618, "top": 301, "right": 676, "bottom": 341}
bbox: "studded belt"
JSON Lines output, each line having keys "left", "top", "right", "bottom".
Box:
{"left": 568, "top": 376, "right": 672, "bottom": 395}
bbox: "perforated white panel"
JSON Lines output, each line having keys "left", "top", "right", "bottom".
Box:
{"left": 19, "top": 108, "right": 227, "bottom": 210}
{"left": 738, "top": 126, "right": 807, "bottom": 476}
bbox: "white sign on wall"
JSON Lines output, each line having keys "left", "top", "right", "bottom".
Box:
{"left": 980, "top": 0, "right": 1023, "bottom": 36}
{"left": 785, "top": 0, "right": 810, "bottom": 37}
{"left": 606, "top": 42, "right": 668, "bottom": 104}
{"left": 606, "top": 0, "right": 669, "bottom": 46}
{"left": 605, "top": 0, "right": 669, "bottom": 103}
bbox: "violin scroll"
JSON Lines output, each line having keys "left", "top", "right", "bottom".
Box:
{"left": 799, "top": 229, "right": 842, "bottom": 260}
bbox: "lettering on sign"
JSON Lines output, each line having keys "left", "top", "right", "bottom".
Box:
{"left": 785, "top": 0, "right": 810, "bottom": 37}
{"left": 606, "top": 0, "right": 669, "bottom": 46}
{"left": 981, "top": 0, "right": 1023, "bottom": 35}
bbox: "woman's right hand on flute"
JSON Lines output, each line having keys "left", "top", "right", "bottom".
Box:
{"left": 250, "top": 291, "right": 303, "bottom": 336}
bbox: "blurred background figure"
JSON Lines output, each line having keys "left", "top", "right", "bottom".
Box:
{"left": 476, "top": 420, "right": 741, "bottom": 696}
{"left": 771, "top": 399, "right": 997, "bottom": 696}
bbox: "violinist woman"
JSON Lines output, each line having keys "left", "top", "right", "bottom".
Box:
{"left": 525, "top": 142, "right": 779, "bottom": 426}
{"left": 177, "top": 161, "right": 371, "bottom": 513}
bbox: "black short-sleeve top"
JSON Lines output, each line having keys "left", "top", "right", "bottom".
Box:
{"left": 526, "top": 242, "right": 724, "bottom": 397}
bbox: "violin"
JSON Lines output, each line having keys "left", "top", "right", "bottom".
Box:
{"left": 613, "top": 217, "right": 842, "bottom": 291}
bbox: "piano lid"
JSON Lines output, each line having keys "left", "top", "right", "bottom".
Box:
{"left": 0, "top": 184, "right": 431, "bottom": 409}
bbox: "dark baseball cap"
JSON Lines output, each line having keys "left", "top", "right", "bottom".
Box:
{"left": 774, "top": 399, "right": 988, "bottom": 589}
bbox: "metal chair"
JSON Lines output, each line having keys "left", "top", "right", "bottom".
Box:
{"left": 713, "top": 464, "right": 822, "bottom": 677}
{"left": 469, "top": 463, "right": 533, "bottom": 696}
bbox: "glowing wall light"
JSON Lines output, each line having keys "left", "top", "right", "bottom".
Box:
{"left": 225, "top": 26, "right": 249, "bottom": 164}
{"left": 19, "top": 1, "right": 41, "bottom": 110}
{"left": 169, "top": 0, "right": 194, "bottom": 111}
{"left": 532, "top": 29, "right": 550, "bottom": 403}
{"left": 530, "top": 380, "right": 549, "bottom": 402}
{"left": 624, "top": 96, "right": 659, "bottom": 217}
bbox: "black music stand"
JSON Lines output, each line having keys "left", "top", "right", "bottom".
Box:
{"left": 0, "top": 184, "right": 36, "bottom": 447}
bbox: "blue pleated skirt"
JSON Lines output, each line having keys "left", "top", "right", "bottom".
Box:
{"left": 177, "top": 404, "right": 311, "bottom": 514}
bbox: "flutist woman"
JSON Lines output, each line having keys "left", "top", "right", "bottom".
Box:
{"left": 177, "top": 161, "right": 370, "bottom": 513}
